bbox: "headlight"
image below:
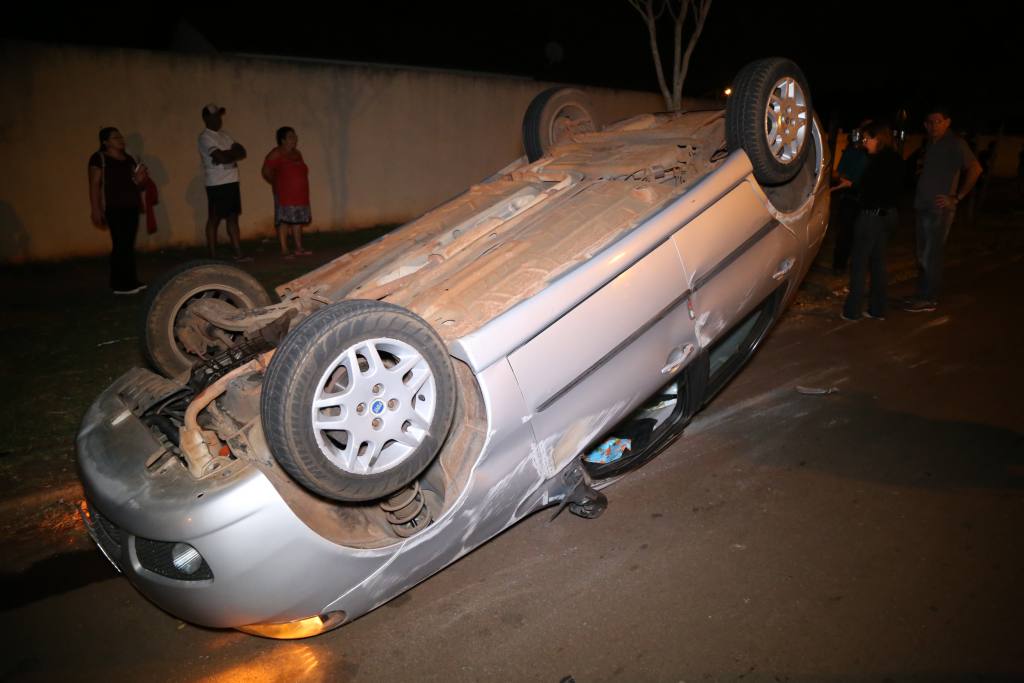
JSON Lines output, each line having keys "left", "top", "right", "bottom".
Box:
{"left": 135, "top": 537, "right": 213, "bottom": 581}
{"left": 171, "top": 543, "right": 204, "bottom": 575}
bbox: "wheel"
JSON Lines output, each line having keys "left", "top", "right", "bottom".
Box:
{"left": 261, "top": 300, "right": 457, "bottom": 502}
{"left": 726, "top": 57, "right": 813, "bottom": 186}
{"left": 142, "top": 260, "right": 273, "bottom": 377}
{"left": 522, "top": 87, "right": 600, "bottom": 162}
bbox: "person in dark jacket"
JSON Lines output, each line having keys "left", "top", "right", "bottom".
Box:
{"left": 88, "top": 127, "right": 148, "bottom": 294}
{"left": 841, "top": 121, "right": 904, "bottom": 321}
{"left": 831, "top": 120, "right": 872, "bottom": 273}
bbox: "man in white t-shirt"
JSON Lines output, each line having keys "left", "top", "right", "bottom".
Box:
{"left": 198, "top": 103, "right": 249, "bottom": 260}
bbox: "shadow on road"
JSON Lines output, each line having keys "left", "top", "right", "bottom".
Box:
{"left": 0, "top": 549, "right": 115, "bottom": 611}
{"left": 760, "top": 390, "right": 1024, "bottom": 493}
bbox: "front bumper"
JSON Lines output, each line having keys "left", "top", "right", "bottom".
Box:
{"left": 76, "top": 369, "right": 394, "bottom": 629}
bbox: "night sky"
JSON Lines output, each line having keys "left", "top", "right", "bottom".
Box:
{"left": 5, "top": 1, "right": 1018, "bottom": 132}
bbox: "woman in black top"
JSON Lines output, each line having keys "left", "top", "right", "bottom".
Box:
{"left": 88, "top": 127, "right": 148, "bottom": 294}
{"left": 841, "top": 121, "right": 904, "bottom": 320}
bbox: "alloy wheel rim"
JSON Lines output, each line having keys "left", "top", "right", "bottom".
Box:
{"left": 311, "top": 336, "right": 436, "bottom": 474}
{"left": 764, "top": 76, "right": 808, "bottom": 163}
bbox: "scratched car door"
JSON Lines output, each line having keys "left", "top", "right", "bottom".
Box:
{"left": 507, "top": 240, "right": 698, "bottom": 476}
{"left": 669, "top": 178, "right": 800, "bottom": 352}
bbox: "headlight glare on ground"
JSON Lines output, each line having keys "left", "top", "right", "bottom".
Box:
{"left": 170, "top": 543, "right": 204, "bottom": 575}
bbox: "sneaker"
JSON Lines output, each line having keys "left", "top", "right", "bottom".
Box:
{"left": 113, "top": 284, "right": 146, "bottom": 295}
{"left": 233, "top": 255, "right": 254, "bottom": 263}
{"left": 864, "top": 311, "right": 886, "bottom": 320}
{"left": 904, "top": 299, "right": 937, "bottom": 313}
{"left": 840, "top": 312, "right": 861, "bottom": 321}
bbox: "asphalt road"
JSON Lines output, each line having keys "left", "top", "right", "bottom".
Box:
{"left": 1, "top": 224, "right": 1022, "bottom": 682}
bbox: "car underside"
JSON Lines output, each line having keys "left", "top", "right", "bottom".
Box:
{"left": 78, "top": 57, "right": 830, "bottom": 638}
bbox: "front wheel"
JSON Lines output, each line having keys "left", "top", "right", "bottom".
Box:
{"left": 261, "top": 301, "right": 457, "bottom": 502}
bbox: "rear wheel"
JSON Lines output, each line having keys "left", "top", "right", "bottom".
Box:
{"left": 261, "top": 301, "right": 457, "bottom": 502}
{"left": 522, "top": 87, "right": 600, "bottom": 162}
{"left": 142, "top": 260, "right": 272, "bottom": 377}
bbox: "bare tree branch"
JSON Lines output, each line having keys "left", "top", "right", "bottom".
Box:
{"left": 671, "top": 0, "right": 691, "bottom": 110}
{"left": 627, "top": 0, "right": 714, "bottom": 111}
{"left": 672, "top": 0, "right": 712, "bottom": 109}
{"left": 628, "top": 0, "right": 673, "bottom": 109}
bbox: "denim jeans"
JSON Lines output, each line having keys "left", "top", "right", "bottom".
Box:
{"left": 844, "top": 211, "right": 893, "bottom": 318}
{"left": 914, "top": 209, "right": 955, "bottom": 302}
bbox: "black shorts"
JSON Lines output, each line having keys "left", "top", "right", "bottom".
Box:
{"left": 206, "top": 182, "right": 242, "bottom": 218}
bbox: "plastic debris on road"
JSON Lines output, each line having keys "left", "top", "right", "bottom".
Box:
{"left": 796, "top": 385, "right": 840, "bottom": 395}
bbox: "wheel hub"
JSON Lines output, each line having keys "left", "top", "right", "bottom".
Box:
{"left": 764, "top": 76, "right": 808, "bottom": 163}
{"left": 310, "top": 337, "right": 437, "bottom": 475}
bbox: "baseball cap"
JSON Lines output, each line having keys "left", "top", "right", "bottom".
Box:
{"left": 202, "top": 103, "right": 226, "bottom": 118}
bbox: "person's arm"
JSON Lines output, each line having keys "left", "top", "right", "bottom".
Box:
{"left": 261, "top": 150, "right": 278, "bottom": 185}
{"left": 88, "top": 164, "right": 105, "bottom": 228}
{"left": 936, "top": 159, "right": 983, "bottom": 209}
{"left": 203, "top": 131, "right": 246, "bottom": 165}
{"left": 210, "top": 143, "right": 246, "bottom": 165}
{"left": 127, "top": 155, "right": 149, "bottom": 187}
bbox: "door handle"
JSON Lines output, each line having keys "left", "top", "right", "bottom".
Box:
{"left": 773, "top": 256, "right": 796, "bottom": 280}
{"left": 661, "top": 343, "right": 695, "bottom": 375}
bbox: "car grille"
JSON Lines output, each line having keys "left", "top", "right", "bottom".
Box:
{"left": 116, "top": 367, "right": 189, "bottom": 415}
{"left": 135, "top": 537, "right": 214, "bottom": 581}
{"left": 89, "top": 506, "right": 125, "bottom": 561}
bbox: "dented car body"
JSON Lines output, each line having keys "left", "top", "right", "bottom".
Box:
{"left": 78, "top": 59, "right": 829, "bottom": 638}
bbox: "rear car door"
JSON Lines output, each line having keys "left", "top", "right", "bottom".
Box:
{"left": 669, "top": 179, "right": 800, "bottom": 351}
{"left": 507, "top": 240, "right": 698, "bottom": 476}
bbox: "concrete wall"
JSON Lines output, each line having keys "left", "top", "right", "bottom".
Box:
{"left": 0, "top": 42, "right": 672, "bottom": 263}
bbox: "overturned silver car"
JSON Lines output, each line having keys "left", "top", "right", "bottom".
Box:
{"left": 78, "top": 58, "right": 829, "bottom": 638}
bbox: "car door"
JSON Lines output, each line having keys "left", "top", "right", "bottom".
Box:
{"left": 507, "top": 240, "right": 698, "bottom": 477}
{"left": 669, "top": 178, "right": 801, "bottom": 353}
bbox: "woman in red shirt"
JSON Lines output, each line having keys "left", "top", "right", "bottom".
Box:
{"left": 262, "top": 127, "right": 312, "bottom": 257}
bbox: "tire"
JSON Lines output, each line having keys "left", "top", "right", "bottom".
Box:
{"left": 261, "top": 300, "right": 457, "bottom": 502}
{"left": 726, "top": 57, "right": 813, "bottom": 186}
{"left": 522, "top": 87, "right": 600, "bottom": 162}
{"left": 142, "top": 260, "right": 273, "bottom": 377}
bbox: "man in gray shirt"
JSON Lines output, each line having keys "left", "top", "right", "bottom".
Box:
{"left": 906, "top": 105, "right": 982, "bottom": 312}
